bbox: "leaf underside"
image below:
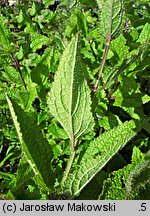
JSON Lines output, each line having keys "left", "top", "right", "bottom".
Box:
{"left": 47, "top": 35, "right": 94, "bottom": 145}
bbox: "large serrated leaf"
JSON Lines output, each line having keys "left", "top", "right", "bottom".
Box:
{"left": 63, "top": 120, "right": 144, "bottom": 197}
{"left": 96, "top": 0, "right": 123, "bottom": 37}
{"left": 6, "top": 95, "right": 54, "bottom": 193}
{"left": 47, "top": 36, "right": 94, "bottom": 146}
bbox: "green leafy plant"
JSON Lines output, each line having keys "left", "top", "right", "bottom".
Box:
{"left": 0, "top": 0, "right": 149, "bottom": 199}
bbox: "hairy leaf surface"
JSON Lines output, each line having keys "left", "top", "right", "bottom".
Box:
{"left": 6, "top": 95, "right": 54, "bottom": 193}
{"left": 126, "top": 151, "right": 150, "bottom": 200}
{"left": 99, "top": 147, "right": 144, "bottom": 199}
{"left": 47, "top": 36, "right": 94, "bottom": 145}
{"left": 11, "top": 157, "right": 41, "bottom": 199}
{"left": 63, "top": 120, "right": 144, "bottom": 197}
{"left": 96, "top": 0, "right": 123, "bottom": 37}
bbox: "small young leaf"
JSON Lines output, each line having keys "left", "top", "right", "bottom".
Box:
{"left": 110, "top": 34, "right": 129, "bottom": 62}
{"left": 43, "top": 0, "right": 55, "bottom": 8}
{"left": 16, "top": 10, "right": 24, "bottom": 23}
{"left": 28, "top": 3, "right": 36, "bottom": 16}
{"left": 47, "top": 35, "right": 94, "bottom": 146}
{"left": 30, "top": 35, "right": 50, "bottom": 52}
{"left": 137, "top": 23, "right": 150, "bottom": 44}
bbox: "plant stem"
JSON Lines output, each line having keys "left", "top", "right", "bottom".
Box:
{"left": 61, "top": 135, "right": 79, "bottom": 187}
{"left": 61, "top": 150, "right": 76, "bottom": 187}
{"left": 10, "top": 52, "right": 28, "bottom": 91}
{"left": 106, "top": 79, "right": 118, "bottom": 99}
{"left": 92, "top": 34, "right": 111, "bottom": 94}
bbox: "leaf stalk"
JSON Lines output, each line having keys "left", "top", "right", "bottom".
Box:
{"left": 61, "top": 150, "right": 76, "bottom": 187}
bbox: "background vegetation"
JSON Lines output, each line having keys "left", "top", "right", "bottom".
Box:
{"left": 0, "top": 0, "right": 150, "bottom": 199}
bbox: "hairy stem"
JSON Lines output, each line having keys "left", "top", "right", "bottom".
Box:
{"left": 61, "top": 139, "right": 78, "bottom": 187}
{"left": 92, "top": 34, "right": 111, "bottom": 93}
{"left": 61, "top": 150, "right": 76, "bottom": 187}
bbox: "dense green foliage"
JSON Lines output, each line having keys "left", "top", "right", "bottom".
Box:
{"left": 0, "top": 0, "right": 149, "bottom": 200}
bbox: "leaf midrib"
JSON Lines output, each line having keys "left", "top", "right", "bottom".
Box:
{"left": 69, "top": 37, "right": 78, "bottom": 146}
